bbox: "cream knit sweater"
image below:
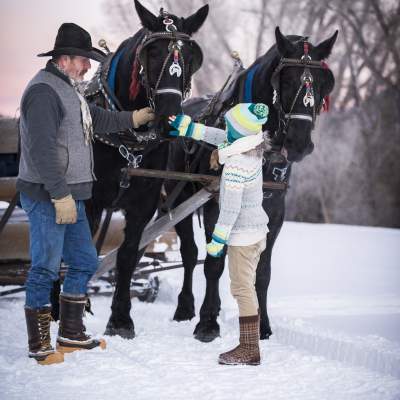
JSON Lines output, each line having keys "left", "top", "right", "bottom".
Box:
{"left": 198, "top": 126, "right": 270, "bottom": 246}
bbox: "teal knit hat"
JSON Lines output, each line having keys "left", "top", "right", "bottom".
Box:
{"left": 224, "top": 103, "right": 269, "bottom": 143}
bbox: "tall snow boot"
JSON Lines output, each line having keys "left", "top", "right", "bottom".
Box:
{"left": 25, "top": 307, "right": 64, "bottom": 365}
{"left": 218, "top": 314, "right": 260, "bottom": 365}
{"left": 56, "top": 294, "right": 106, "bottom": 353}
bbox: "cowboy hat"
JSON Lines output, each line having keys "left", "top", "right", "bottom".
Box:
{"left": 37, "top": 23, "right": 106, "bottom": 62}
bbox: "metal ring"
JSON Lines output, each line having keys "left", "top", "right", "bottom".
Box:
{"left": 163, "top": 18, "right": 173, "bottom": 25}
{"left": 119, "top": 145, "right": 128, "bottom": 159}
{"left": 166, "top": 24, "right": 177, "bottom": 32}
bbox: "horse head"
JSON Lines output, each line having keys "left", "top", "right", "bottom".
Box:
{"left": 268, "top": 27, "right": 337, "bottom": 162}
{"left": 132, "top": 0, "right": 208, "bottom": 135}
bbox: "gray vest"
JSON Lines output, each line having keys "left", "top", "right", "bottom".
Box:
{"left": 18, "top": 70, "right": 95, "bottom": 186}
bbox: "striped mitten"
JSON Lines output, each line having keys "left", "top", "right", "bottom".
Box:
{"left": 206, "top": 239, "right": 224, "bottom": 258}
{"left": 168, "top": 114, "right": 206, "bottom": 140}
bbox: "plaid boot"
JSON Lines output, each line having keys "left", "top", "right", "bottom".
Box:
{"left": 56, "top": 294, "right": 106, "bottom": 353}
{"left": 25, "top": 307, "right": 64, "bottom": 365}
{"left": 218, "top": 314, "right": 260, "bottom": 365}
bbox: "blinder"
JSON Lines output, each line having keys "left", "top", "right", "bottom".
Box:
{"left": 271, "top": 57, "right": 333, "bottom": 116}
{"left": 136, "top": 31, "right": 203, "bottom": 106}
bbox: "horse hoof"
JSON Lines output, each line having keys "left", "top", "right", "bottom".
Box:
{"left": 193, "top": 319, "right": 220, "bottom": 343}
{"left": 174, "top": 293, "right": 195, "bottom": 322}
{"left": 260, "top": 326, "right": 273, "bottom": 340}
{"left": 173, "top": 306, "right": 195, "bottom": 322}
{"left": 104, "top": 323, "right": 135, "bottom": 339}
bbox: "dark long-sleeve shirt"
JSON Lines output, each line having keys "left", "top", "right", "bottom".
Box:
{"left": 17, "top": 62, "right": 134, "bottom": 201}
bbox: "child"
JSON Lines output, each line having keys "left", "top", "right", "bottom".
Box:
{"left": 169, "top": 103, "right": 270, "bottom": 365}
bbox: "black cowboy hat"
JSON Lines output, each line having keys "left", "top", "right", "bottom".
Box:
{"left": 37, "top": 23, "right": 106, "bottom": 62}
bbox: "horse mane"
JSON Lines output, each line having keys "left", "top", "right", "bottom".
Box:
{"left": 250, "top": 35, "right": 306, "bottom": 80}
{"left": 113, "top": 29, "right": 147, "bottom": 105}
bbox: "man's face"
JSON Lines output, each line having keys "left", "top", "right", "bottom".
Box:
{"left": 58, "top": 55, "right": 91, "bottom": 81}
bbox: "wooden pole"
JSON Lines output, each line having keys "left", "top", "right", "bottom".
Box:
{"left": 125, "top": 167, "right": 287, "bottom": 190}
{"left": 125, "top": 167, "right": 219, "bottom": 185}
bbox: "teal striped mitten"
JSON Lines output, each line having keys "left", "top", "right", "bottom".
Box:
{"left": 168, "top": 114, "right": 206, "bottom": 140}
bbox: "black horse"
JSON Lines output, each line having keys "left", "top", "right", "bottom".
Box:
{"left": 167, "top": 27, "right": 337, "bottom": 342}
{"left": 85, "top": 0, "right": 209, "bottom": 338}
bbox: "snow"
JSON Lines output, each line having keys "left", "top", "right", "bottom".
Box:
{"left": 1, "top": 221, "right": 400, "bottom": 400}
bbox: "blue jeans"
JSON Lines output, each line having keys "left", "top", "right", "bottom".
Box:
{"left": 20, "top": 192, "right": 98, "bottom": 309}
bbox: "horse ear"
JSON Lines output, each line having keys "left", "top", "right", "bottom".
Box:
{"left": 275, "top": 26, "right": 295, "bottom": 56}
{"left": 134, "top": 0, "right": 158, "bottom": 31}
{"left": 182, "top": 4, "right": 209, "bottom": 35}
{"left": 313, "top": 30, "right": 338, "bottom": 60}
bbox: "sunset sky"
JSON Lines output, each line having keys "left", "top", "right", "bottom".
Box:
{"left": 0, "top": 0, "right": 138, "bottom": 117}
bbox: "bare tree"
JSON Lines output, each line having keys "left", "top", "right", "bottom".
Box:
{"left": 99, "top": 0, "right": 400, "bottom": 227}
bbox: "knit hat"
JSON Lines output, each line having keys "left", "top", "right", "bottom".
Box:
{"left": 224, "top": 103, "right": 268, "bottom": 143}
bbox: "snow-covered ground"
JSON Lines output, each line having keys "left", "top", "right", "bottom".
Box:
{"left": 1, "top": 221, "right": 399, "bottom": 400}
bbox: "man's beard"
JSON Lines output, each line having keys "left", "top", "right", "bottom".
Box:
{"left": 73, "top": 70, "right": 87, "bottom": 82}
{"left": 52, "top": 61, "right": 86, "bottom": 83}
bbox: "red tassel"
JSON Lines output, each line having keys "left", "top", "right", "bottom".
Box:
{"left": 322, "top": 95, "right": 330, "bottom": 112}
{"left": 129, "top": 49, "right": 141, "bottom": 101}
{"left": 321, "top": 61, "right": 330, "bottom": 112}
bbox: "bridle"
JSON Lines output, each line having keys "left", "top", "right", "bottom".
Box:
{"left": 270, "top": 40, "right": 333, "bottom": 136}
{"left": 135, "top": 13, "right": 203, "bottom": 110}
{"left": 259, "top": 40, "right": 334, "bottom": 186}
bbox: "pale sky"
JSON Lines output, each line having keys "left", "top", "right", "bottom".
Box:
{"left": 0, "top": 0, "right": 252, "bottom": 117}
{"left": 0, "top": 0, "right": 123, "bottom": 117}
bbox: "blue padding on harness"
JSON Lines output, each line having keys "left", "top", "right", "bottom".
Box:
{"left": 243, "top": 64, "right": 260, "bottom": 103}
{"left": 107, "top": 48, "right": 126, "bottom": 94}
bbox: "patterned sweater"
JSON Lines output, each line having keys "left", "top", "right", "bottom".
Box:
{"left": 195, "top": 126, "right": 270, "bottom": 246}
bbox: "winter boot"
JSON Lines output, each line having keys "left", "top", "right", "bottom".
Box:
{"left": 25, "top": 307, "right": 64, "bottom": 365}
{"left": 56, "top": 294, "right": 106, "bottom": 353}
{"left": 218, "top": 314, "right": 260, "bottom": 365}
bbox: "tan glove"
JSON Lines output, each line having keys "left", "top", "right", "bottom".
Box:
{"left": 132, "top": 107, "right": 155, "bottom": 128}
{"left": 51, "top": 195, "right": 77, "bottom": 224}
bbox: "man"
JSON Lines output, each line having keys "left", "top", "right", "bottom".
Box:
{"left": 18, "top": 22, "right": 155, "bottom": 365}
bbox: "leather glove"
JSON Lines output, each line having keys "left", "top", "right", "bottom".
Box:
{"left": 132, "top": 107, "right": 155, "bottom": 128}
{"left": 206, "top": 239, "right": 224, "bottom": 258}
{"left": 168, "top": 114, "right": 192, "bottom": 137}
{"left": 51, "top": 194, "right": 77, "bottom": 224}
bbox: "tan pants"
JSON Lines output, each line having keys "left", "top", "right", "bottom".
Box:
{"left": 227, "top": 239, "right": 267, "bottom": 317}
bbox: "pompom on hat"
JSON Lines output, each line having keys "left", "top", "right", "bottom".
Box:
{"left": 224, "top": 103, "right": 268, "bottom": 143}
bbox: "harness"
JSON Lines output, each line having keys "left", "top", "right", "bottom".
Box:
{"left": 243, "top": 64, "right": 261, "bottom": 103}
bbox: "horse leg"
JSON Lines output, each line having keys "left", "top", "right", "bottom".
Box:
{"left": 256, "top": 193, "right": 285, "bottom": 339}
{"left": 104, "top": 208, "right": 151, "bottom": 339}
{"left": 193, "top": 199, "right": 225, "bottom": 342}
{"left": 84, "top": 198, "right": 104, "bottom": 237}
{"left": 172, "top": 212, "right": 198, "bottom": 321}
